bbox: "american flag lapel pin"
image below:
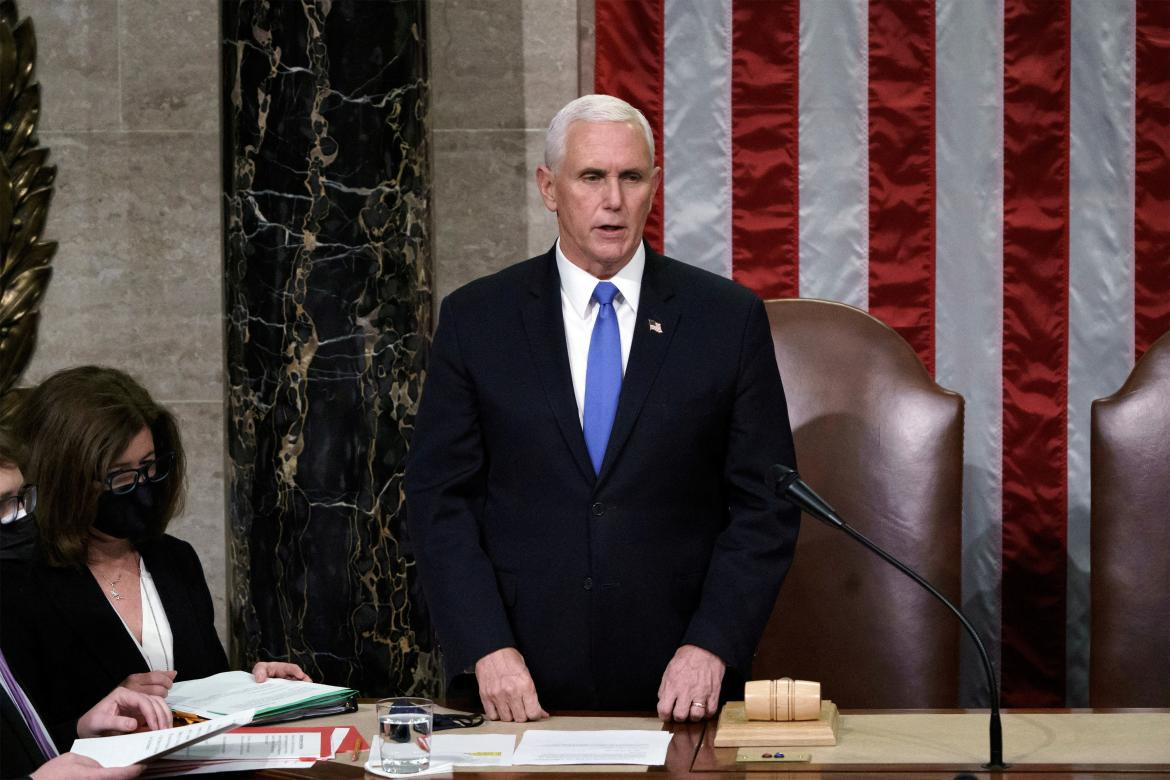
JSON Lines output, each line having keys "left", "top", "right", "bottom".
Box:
{"left": 648, "top": 319, "right": 663, "bottom": 334}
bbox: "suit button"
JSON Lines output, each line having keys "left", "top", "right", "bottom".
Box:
{"left": 583, "top": 577, "right": 593, "bottom": 590}
{"left": 591, "top": 502, "right": 606, "bottom": 517}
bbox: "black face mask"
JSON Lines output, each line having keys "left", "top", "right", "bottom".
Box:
{"left": 0, "top": 513, "right": 37, "bottom": 561}
{"left": 92, "top": 484, "right": 158, "bottom": 542}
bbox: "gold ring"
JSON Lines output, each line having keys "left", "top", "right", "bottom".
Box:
{"left": 690, "top": 700, "right": 706, "bottom": 708}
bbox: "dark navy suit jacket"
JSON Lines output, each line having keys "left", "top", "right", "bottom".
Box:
{"left": 405, "top": 246, "right": 800, "bottom": 709}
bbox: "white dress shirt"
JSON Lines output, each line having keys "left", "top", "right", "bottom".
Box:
{"left": 555, "top": 240, "right": 644, "bottom": 426}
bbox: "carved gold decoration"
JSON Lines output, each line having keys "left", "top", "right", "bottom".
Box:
{"left": 0, "top": 0, "right": 56, "bottom": 422}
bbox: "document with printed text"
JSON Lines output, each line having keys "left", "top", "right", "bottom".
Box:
{"left": 69, "top": 710, "right": 255, "bottom": 768}
{"left": 512, "top": 729, "right": 672, "bottom": 765}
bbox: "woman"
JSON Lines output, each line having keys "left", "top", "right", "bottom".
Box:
{"left": 2, "top": 427, "right": 173, "bottom": 780}
{"left": 1, "top": 366, "right": 307, "bottom": 746}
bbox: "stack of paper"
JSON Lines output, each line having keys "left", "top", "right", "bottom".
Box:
{"left": 144, "top": 724, "right": 367, "bottom": 776}
{"left": 69, "top": 713, "right": 367, "bottom": 777}
{"left": 168, "top": 671, "right": 357, "bottom": 724}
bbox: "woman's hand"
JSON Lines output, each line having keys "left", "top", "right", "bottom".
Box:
{"left": 251, "top": 661, "right": 311, "bottom": 683}
{"left": 31, "top": 752, "right": 144, "bottom": 779}
{"left": 77, "top": 687, "right": 172, "bottom": 737}
{"left": 118, "top": 670, "right": 177, "bottom": 698}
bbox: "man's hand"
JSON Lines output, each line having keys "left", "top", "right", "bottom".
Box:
{"left": 251, "top": 661, "right": 311, "bottom": 682}
{"left": 30, "top": 753, "right": 144, "bottom": 779}
{"left": 118, "top": 670, "right": 176, "bottom": 698}
{"left": 474, "top": 647, "right": 548, "bottom": 722}
{"left": 77, "top": 687, "right": 172, "bottom": 737}
{"left": 657, "top": 644, "right": 725, "bottom": 721}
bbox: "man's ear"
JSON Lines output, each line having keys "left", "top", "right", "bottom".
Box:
{"left": 535, "top": 165, "right": 558, "bottom": 213}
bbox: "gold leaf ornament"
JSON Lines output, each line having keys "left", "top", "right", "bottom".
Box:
{"left": 0, "top": 0, "right": 56, "bottom": 413}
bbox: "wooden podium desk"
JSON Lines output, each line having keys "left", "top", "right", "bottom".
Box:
{"left": 257, "top": 707, "right": 1170, "bottom": 780}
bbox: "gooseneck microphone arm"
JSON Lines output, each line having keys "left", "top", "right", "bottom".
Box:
{"left": 770, "top": 464, "right": 1007, "bottom": 771}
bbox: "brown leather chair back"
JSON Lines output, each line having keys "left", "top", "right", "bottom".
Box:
{"left": 754, "top": 299, "right": 964, "bottom": 708}
{"left": 1090, "top": 330, "right": 1170, "bottom": 707}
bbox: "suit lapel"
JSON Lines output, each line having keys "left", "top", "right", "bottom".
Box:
{"left": 41, "top": 561, "right": 148, "bottom": 680}
{"left": 521, "top": 251, "right": 596, "bottom": 483}
{"left": 597, "top": 249, "right": 679, "bottom": 482}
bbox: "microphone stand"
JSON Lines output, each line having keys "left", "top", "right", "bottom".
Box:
{"left": 771, "top": 464, "right": 1008, "bottom": 770}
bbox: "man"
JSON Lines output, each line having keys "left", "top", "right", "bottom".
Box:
{"left": 406, "top": 94, "right": 799, "bottom": 723}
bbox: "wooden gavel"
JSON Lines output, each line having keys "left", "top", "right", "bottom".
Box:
{"left": 744, "top": 678, "right": 821, "bottom": 721}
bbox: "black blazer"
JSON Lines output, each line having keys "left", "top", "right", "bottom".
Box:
{"left": 1, "top": 682, "right": 44, "bottom": 779}
{"left": 0, "top": 534, "right": 228, "bottom": 749}
{"left": 405, "top": 247, "right": 800, "bottom": 709}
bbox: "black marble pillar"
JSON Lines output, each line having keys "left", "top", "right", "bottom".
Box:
{"left": 221, "top": 0, "right": 437, "bottom": 697}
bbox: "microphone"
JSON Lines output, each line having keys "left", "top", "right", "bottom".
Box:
{"left": 771, "top": 464, "right": 1007, "bottom": 770}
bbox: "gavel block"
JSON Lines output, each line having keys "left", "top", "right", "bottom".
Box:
{"left": 712, "top": 678, "right": 840, "bottom": 747}
{"left": 745, "top": 677, "right": 821, "bottom": 721}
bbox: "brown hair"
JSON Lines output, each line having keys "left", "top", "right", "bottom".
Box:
{"left": 17, "top": 366, "right": 186, "bottom": 567}
{"left": 0, "top": 427, "right": 27, "bottom": 472}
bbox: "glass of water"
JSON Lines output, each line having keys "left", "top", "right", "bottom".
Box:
{"left": 376, "top": 697, "right": 433, "bottom": 774}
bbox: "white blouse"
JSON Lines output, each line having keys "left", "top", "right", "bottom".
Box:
{"left": 110, "top": 557, "right": 175, "bottom": 672}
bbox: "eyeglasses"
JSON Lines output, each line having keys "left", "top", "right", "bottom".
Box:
{"left": 0, "top": 484, "right": 36, "bottom": 523}
{"left": 103, "top": 452, "right": 175, "bottom": 495}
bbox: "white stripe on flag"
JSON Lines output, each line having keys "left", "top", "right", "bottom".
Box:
{"left": 797, "top": 0, "right": 868, "bottom": 306}
{"left": 934, "top": 0, "right": 1005, "bottom": 708}
{"left": 663, "top": 0, "right": 733, "bottom": 277}
{"left": 1067, "top": 0, "right": 1137, "bottom": 707}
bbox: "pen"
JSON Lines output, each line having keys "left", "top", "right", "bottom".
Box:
{"left": 171, "top": 709, "right": 203, "bottom": 725}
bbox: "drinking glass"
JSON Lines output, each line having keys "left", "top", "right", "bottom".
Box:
{"left": 376, "top": 697, "right": 433, "bottom": 773}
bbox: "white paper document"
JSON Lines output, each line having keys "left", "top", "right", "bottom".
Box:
{"left": 145, "top": 757, "right": 310, "bottom": 777}
{"left": 69, "top": 710, "right": 255, "bottom": 767}
{"left": 431, "top": 733, "right": 516, "bottom": 766}
{"left": 160, "top": 730, "right": 320, "bottom": 761}
{"left": 512, "top": 729, "right": 672, "bottom": 765}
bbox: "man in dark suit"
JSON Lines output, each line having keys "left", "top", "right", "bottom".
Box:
{"left": 406, "top": 94, "right": 799, "bottom": 723}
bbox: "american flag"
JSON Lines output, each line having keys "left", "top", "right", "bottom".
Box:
{"left": 594, "top": 0, "right": 1169, "bottom": 707}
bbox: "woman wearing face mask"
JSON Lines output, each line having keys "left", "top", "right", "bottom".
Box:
{"left": 1, "top": 366, "right": 308, "bottom": 748}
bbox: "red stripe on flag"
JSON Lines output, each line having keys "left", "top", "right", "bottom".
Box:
{"left": 867, "top": 0, "right": 937, "bottom": 375}
{"left": 731, "top": 0, "right": 800, "bottom": 299}
{"left": 595, "top": 0, "right": 665, "bottom": 251}
{"left": 1001, "top": 0, "right": 1071, "bottom": 707}
{"left": 1135, "top": 0, "right": 1170, "bottom": 358}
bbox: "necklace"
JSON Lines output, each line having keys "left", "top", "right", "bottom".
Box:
{"left": 108, "top": 570, "right": 125, "bottom": 600}
{"left": 99, "top": 553, "right": 139, "bottom": 601}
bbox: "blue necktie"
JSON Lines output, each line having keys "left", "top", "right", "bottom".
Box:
{"left": 583, "top": 282, "right": 622, "bottom": 474}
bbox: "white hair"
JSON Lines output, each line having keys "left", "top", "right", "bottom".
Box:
{"left": 543, "top": 94, "right": 655, "bottom": 171}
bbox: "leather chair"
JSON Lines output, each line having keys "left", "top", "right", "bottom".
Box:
{"left": 1090, "top": 330, "right": 1170, "bottom": 707}
{"left": 753, "top": 299, "right": 964, "bottom": 708}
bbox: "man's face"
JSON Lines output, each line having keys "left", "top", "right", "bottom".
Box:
{"left": 537, "top": 120, "right": 661, "bottom": 279}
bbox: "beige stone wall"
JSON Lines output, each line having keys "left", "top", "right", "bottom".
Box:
{"left": 429, "top": 0, "right": 582, "bottom": 304}
{"left": 19, "top": 0, "right": 225, "bottom": 638}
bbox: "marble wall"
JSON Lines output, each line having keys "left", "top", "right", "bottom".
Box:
{"left": 222, "top": 0, "right": 437, "bottom": 696}
{"left": 17, "top": 0, "right": 226, "bottom": 636}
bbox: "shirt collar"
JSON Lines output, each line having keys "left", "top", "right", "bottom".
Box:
{"left": 555, "top": 240, "right": 645, "bottom": 319}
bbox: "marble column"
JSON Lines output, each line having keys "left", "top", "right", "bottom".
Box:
{"left": 221, "top": 0, "right": 437, "bottom": 697}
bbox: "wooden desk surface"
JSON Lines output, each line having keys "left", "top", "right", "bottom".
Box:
{"left": 254, "top": 707, "right": 1170, "bottom": 779}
